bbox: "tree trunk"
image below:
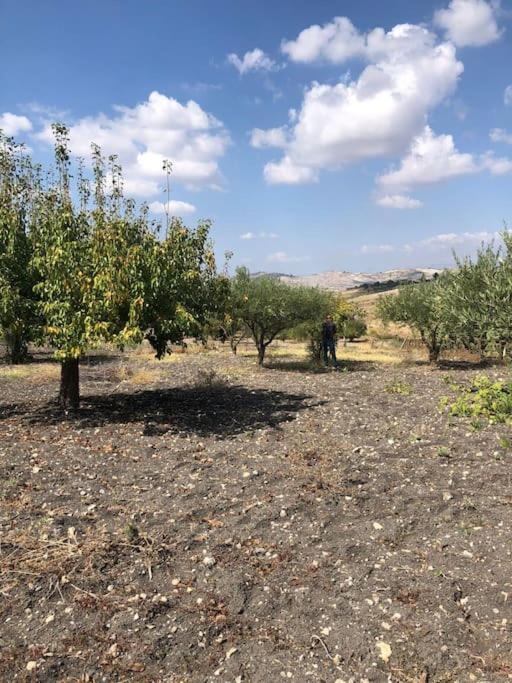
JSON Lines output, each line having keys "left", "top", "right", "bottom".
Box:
{"left": 59, "top": 358, "right": 80, "bottom": 410}
{"left": 5, "top": 330, "right": 28, "bottom": 364}
{"left": 230, "top": 338, "right": 238, "bottom": 355}
{"left": 428, "top": 347, "right": 440, "bottom": 364}
{"left": 257, "top": 344, "right": 266, "bottom": 366}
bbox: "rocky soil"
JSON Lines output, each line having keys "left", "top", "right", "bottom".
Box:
{"left": 1, "top": 349, "right": 512, "bottom": 682}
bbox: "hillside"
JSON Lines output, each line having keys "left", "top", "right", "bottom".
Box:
{"left": 279, "top": 268, "right": 440, "bottom": 291}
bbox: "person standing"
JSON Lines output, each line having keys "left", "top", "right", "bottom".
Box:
{"left": 321, "top": 314, "right": 338, "bottom": 368}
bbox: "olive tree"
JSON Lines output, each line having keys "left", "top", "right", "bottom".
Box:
{"left": 440, "top": 236, "right": 512, "bottom": 359}
{"left": 377, "top": 277, "right": 448, "bottom": 364}
{"left": 232, "top": 268, "right": 328, "bottom": 365}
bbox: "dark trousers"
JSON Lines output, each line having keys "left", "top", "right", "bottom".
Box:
{"left": 322, "top": 339, "right": 337, "bottom": 366}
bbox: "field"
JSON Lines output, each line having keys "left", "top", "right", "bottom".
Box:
{"left": 1, "top": 341, "right": 512, "bottom": 682}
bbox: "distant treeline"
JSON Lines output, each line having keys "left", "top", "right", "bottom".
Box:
{"left": 348, "top": 279, "right": 422, "bottom": 294}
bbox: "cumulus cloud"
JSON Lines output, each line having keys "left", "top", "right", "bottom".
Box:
{"left": 378, "top": 126, "right": 478, "bottom": 188}
{"left": 281, "top": 16, "right": 365, "bottom": 64}
{"left": 227, "top": 48, "right": 279, "bottom": 75}
{"left": 148, "top": 200, "right": 196, "bottom": 215}
{"left": 267, "top": 251, "right": 308, "bottom": 264}
{"left": 376, "top": 194, "right": 423, "bottom": 209}
{"left": 0, "top": 112, "right": 32, "bottom": 136}
{"left": 481, "top": 152, "right": 512, "bottom": 175}
{"left": 259, "top": 22, "right": 463, "bottom": 184}
{"left": 504, "top": 85, "right": 512, "bottom": 106}
{"left": 240, "top": 231, "right": 278, "bottom": 240}
{"left": 434, "top": 0, "right": 502, "bottom": 47}
{"left": 250, "top": 127, "right": 288, "bottom": 149}
{"left": 35, "top": 91, "right": 229, "bottom": 196}
{"left": 490, "top": 127, "right": 512, "bottom": 144}
{"left": 379, "top": 126, "right": 512, "bottom": 189}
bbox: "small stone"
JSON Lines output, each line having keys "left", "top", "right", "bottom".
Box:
{"left": 26, "top": 661, "right": 37, "bottom": 671}
{"left": 203, "top": 556, "right": 216, "bottom": 568}
{"left": 376, "top": 640, "right": 392, "bottom": 663}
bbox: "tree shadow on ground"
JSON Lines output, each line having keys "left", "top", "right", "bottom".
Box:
{"left": 5, "top": 385, "right": 324, "bottom": 438}
{"left": 264, "top": 359, "right": 376, "bottom": 373}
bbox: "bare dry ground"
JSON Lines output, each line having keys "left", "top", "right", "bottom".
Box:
{"left": 1, "top": 342, "right": 512, "bottom": 682}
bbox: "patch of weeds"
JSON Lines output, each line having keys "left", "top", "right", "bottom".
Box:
{"left": 125, "top": 523, "right": 140, "bottom": 543}
{"left": 441, "top": 374, "right": 459, "bottom": 390}
{"left": 192, "top": 368, "right": 229, "bottom": 390}
{"left": 441, "top": 374, "right": 512, "bottom": 426}
{"left": 437, "top": 446, "right": 451, "bottom": 458}
{"left": 498, "top": 436, "right": 511, "bottom": 450}
{"left": 385, "top": 380, "right": 412, "bottom": 395}
{"left": 470, "top": 417, "right": 484, "bottom": 431}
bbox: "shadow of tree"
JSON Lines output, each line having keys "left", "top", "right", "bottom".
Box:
{"left": 5, "top": 385, "right": 323, "bottom": 438}
{"left": 264, "top": 359, "right": 376, "bottom": 373}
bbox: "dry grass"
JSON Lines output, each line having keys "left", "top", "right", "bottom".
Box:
{"left": 117, "top": 365, "right": 162, "bottom": 385}
{"left": 0, "top": 363, "right": 60, "bottom": 382}
{"left": 239, "top": 338, "right": 426, "bottom": 365}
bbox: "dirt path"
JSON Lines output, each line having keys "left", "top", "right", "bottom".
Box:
{"left": 1, "top": 350, "right": 511, "bottom": 682}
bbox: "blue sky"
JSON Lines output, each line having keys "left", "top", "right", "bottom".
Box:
{"left": 1, "top": 0, "right": 512, "bottom": 274}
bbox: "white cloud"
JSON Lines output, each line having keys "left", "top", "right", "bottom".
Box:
{"left": 227, "top": 48, "right": 279, "bottom": 75}
{"left": 149, "top": 200, "right": 196, "bottom": 215}
{"left": 264, "top": 156, "right": 319, "bottom": 185}
{"left": 378, "top": 126, "right": 478, "bottom": 188}
{"left": 376, "top": 194, "right": 423, "bottom": 209}
{"left": 250, "top": 127, "right": 288, "bottom": 149}
{"left": 0, "top": 112, "right": 32, "bottom": 136}
{"left": 240, "top": 231, "right": 278, "bottom": 240}
{"left": 379, "top": 126, "right": 512, "bottom": 189}
{"left": 490, "top": 127, "right": 512, "bottom": 144}
{"left": 258, "top": 22, "right": 463, "bottom": 184}
{"left": 434, "top": 0, "right": 502, "bottom": 47}
{"left": 361, "top": 230, "right": 499, "bottom": 258}
{"left": 267, "top": 251, "right": 308, "bottom": 264}
{"left": 504, "top": 85, "right": 512, "bottom": 106}
{"left": 281, "top": 16, "right": 365, "bottom": 64}
{"left": 414, "top": 230, "right": 498, "bottom": 249}
{"left": 35, "top": 91, "right": 229, "bottom": 196}
{"left": 481, "top": 152, "right": 512, "bottom": 175}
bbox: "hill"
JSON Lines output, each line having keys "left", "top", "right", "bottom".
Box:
{"left": 279, "top": 268, "right": 440, "bottom": 291}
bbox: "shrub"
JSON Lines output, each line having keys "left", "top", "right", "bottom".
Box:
{"left": 441, "top": 374, "right": 512, "bottom": 425}
{"left": 340, "top": 316, "right": 367, "bottom": 341}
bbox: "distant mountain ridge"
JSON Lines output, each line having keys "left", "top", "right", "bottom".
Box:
{"left": 252, "top": 268, "right": 440, "bottom": 291}
{"left": 282, "top": 268, "right": 440, "bottom": 291}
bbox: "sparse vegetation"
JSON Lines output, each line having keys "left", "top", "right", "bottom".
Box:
{"left": 442, "top": 374, "right": 512, "bottom": 425}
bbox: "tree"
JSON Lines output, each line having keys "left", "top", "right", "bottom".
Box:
{"left": 143, "top": 217, "right": 225, "bottom": 359}
{"left": 32, "top": 125, "right": 223, "bottom": 409}
{"left": 332, "top": 297, "right": 367, "bottom": 344}
{"left": 32, "top": 126, "right": 152, "bottom": 409}
{"left": 440, "top": 236, "right": 512, "bottom": 359}
{"left": 232, "top": 268, "right": 328, "bottom": 365}
{"left": 340, "top": 316, "right": 367, "bottom": 342}
{"left": 0, "top": 133, "right": 40, "bottom": 362}
{"left": 377, "top": 278, "right": 447, "bottom": 363}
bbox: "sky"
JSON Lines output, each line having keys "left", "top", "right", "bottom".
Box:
{"left": 1, "top": 0, "right": 512, "bottom": 275}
